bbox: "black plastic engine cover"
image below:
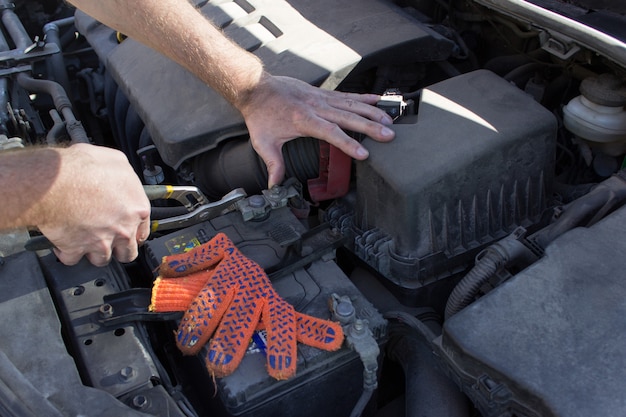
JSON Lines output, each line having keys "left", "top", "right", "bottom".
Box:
{"left": 437, "top": 204, "right": 626, "bottom": 417}
{"left": 354, "top": 70, "right": 557, "bottom": 288}
{"left": 91, "top": 0, "right": 453, "bottom": 168}
{"left": 0, "top": 251, "right": 174, "bottom": 417}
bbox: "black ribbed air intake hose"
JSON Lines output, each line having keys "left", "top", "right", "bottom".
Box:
{"left": 192, "top": 135, "right": 320, "bottom": 200}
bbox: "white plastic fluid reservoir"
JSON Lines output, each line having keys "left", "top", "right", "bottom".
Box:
{"left": 563, "top": 73, "right": 626, "bottom": 156}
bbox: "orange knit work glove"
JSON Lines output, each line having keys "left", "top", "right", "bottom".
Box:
{"left": 150, "top": 233, "right": 344, "bottom": 380}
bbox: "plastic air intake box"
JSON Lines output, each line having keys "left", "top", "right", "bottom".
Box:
{"left": 354, "top": 69, "right": 557, "bottom": 288}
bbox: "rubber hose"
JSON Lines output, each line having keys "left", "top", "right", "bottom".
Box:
{"left": 386, "top": 322, "right": 469, "bottom": 417}
{"left": 282, "top": 136, "right": 321, "bottom": 180}
{"left": 1, "top": 6, "right": 30, "bottom": 49}
{"left": 16, "top": 73, "right": 89, "bottom": 143}
{"left": 16, "top": 74, "right": 71, "bottom": 113}
{"left": 44, "top": 17, "right": 75, "bottom": 97}
{"left": 0, "top": 27, "right": 9, "bottom": 133}
{"left": 193, "top": 136, "right": 320, "bottom": 200}
{"left": 46, "top": 115, "right": 67, "bottom": 144}
{"left": 384, "top": 311, "right": 437, "bottom": 343}
{"left": 192, "top": 137, "right": 268, "bottom": 200}
{"left": 503, "top": 63, "right": 543, "bottom": 88}
{"left": 484, "top": 54, "right": 531, "bottom": 75}
{"left": 531, "top": 172, "right": 626, "bottom": 248}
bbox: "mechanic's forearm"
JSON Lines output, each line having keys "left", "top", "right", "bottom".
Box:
{"left": 68, "top": 0, "right": 264, "bottom": 109}
{"left": 0, "top": 147, "right": 64, "bottom": 230}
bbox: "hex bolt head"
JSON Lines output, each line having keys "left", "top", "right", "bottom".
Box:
{"left": 120, "top": 366, "right": 135, "bottom": 380}
{"left": 132, "top": 394, "right": 149, "bottom": 409}
{"left": 269, "top": 186, "right": 285, "bottom": 199}
{"left": 99, "top": 303, "right": 113, "bottom": 318}
{"left": 351, "top": 319, "right": 366, "bottom": 336}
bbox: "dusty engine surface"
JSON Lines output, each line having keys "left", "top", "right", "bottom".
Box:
{"left": 2, "top": 0, "right": 626, "bottom": 416}
{"left": 439, "top": 203, "right": 626, "bottom": 417}
{"left": 75, "top": 0, "right": 453, "bottom": 174}
{"left": 346, "top": 69, "right": 556, "bottom": 288}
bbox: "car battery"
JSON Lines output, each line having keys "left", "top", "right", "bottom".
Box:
{"left": 144, "top": 206, "right": 387, "bottom": 417}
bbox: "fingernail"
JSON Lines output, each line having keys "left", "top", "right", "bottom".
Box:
{"left": 381, "top": 126, "right": 394, "bottom": 137}
{"left": 356, "top": 147, "right": 369, "bottom": 158}
{"left": 381, "top": 114, "right": 393, "bottom": 125}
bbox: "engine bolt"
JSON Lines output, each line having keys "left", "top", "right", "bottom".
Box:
{"left": 269, "top": 186, "right": 285, "bottom": 199}
{"left": 353, "top": 319, "right": 365, "bottom": 334}
{"left": 132, "top": 394, "right": 149, "bottom": 409}
{"left": 120, "top": 366, "right": 135, "bottom": 380}
{"left": 99, "top": 303, "right": 113, "bottom": 318}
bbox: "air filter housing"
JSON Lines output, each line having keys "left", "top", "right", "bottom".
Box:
{"left": 354, "top": 70, "right": 557, "bottom": 288}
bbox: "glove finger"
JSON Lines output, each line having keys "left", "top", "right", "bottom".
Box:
{"left": 149, "top": 271, "right": 214, "bottom": 312}
{"left": 263, "top": 298, "right": 297, "bottom": 380}
{"left": 255, "top": 311, "right": 345, "bottom": 351}
{"left": 230, "top": 252, "right": 298, "bottom": 380}
{"left": 205, "top": 292, "right": 264, "bottom": 377}
{"left": 177, "top": 284, "right": 235, "bottom": 356}
{"left": 295, "top": 312, "right": 344, "bottom": 351}
{"left": 160, "top": 232, "right": 234, "bottom": 277}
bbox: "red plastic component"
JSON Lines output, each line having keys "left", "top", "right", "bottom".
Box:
{"left": 307, "top": 143, "right": 352, "bottom": 202}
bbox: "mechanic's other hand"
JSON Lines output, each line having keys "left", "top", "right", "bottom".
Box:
{"left": 37, "top": 143, "right": 151, "bottom": 267}
{"left": 238, "top": 73, "right": 396, "bottom": 188}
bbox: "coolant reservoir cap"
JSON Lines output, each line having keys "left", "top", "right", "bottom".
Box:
{"left": 580, "top": 73, "right": 626, "bottom": 107}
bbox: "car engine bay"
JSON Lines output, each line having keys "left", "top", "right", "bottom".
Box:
{"left": 2, "top": 0, "right": 626, "bottom": 416}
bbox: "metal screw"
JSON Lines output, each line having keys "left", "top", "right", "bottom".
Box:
{"left": 120, "top": 366, "right": 135, "bottom": 380}
{"left": 353, "top": 319, "right": 365, "bottom": 333}
{"left": 269, "top": 186, "right": 285, "bottom": 199}
{"left": 99, "top": 303, "right": 113, "bottom": 318}
{"left": 132, "top": 395, "right": 149, "bottom": 409}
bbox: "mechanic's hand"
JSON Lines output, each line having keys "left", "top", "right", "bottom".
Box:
{"left": 238, "top": 73, "right": 396, "bottom": 188}
{"left": 37, "top": 143, "right": 151, "bottom": 267}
